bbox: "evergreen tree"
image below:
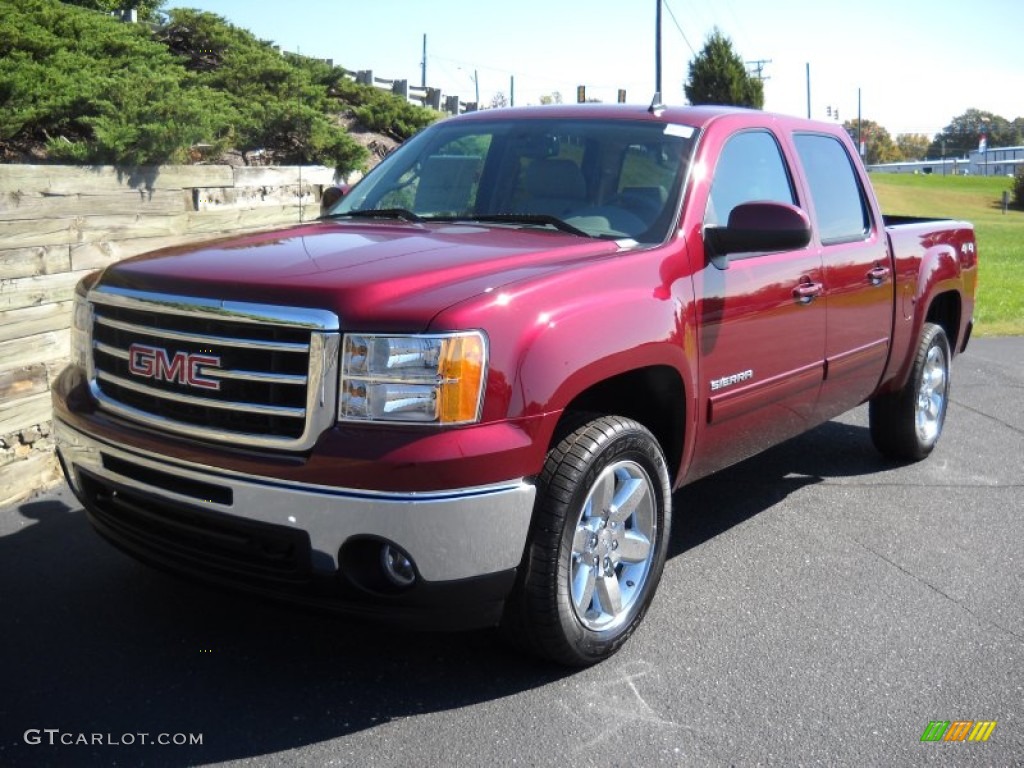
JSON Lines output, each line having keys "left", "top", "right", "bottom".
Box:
{"left": 684, "top": 28, "right": 763, "bottom": 109}
{"left": 1, "top": 0, "right": 230, "bottom": 164}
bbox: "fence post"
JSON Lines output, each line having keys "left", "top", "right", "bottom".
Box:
{"left": 356, "top": 70, "right": 373, "bottom": 85}
{"left": 392, "top": 79, "right": 409, "bottom": 99}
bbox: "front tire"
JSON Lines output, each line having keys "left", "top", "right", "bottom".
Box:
{"left": 869, "top": 322, "right": 951, "bottom": 461}
{"left": 503, "top": 415, "right": 671, "bottom": 666}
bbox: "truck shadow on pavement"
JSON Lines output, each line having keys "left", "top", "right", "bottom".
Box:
{"left": 0, "top": 419, "right": 891, "bottom": 767}
{"left": 669, "top": 418, "right": 892, "bottom": 558}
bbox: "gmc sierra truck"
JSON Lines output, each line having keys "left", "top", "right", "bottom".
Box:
{"left": 53, "top": 104, "right": 977, "bottom": 666}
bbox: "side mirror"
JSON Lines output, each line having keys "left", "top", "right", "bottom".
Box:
{"left": 320, "top": 185, "right": 349, "bottom": 216}
{"left": 704, "top": 201, "right": 812, "bottom": 270}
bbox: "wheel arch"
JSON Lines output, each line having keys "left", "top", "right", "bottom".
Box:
{"left": 925, "top": 289, "right": 962, "bottom": 355}
{"left": 552, "top": 365, "right": 687, "bottom": 486}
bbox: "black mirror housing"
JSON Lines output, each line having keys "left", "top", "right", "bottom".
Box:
{"left": 705, "top": 201, "right": 812, "bottom": 270}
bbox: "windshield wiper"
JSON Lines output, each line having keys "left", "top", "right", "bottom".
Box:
{"left": 435, "top": 213, "right": 593, "bottom": 238}
{"left": 322, "top": 208, "right": 422, "bottom": 222}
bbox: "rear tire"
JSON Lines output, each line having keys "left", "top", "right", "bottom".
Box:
{"left": 869, "top": 322, "right": 951, "bottom": 461}
{"left": 502, "top": 415, "right": 671, "bottom": 666}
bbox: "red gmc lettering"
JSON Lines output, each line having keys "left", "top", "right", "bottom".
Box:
{"left": 128, "top": 343, "right": 221, "bottom": 391}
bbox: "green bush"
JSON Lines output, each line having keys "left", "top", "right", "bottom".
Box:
{"left": 1, "top": 0, "right": 232, "bottom": 164}
{"left": 1, "top": 1, "right": 436, "bottom": 173}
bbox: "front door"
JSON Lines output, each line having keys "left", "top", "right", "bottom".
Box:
{"left": 687, "top": 129, "right": 826, "bottom": 481}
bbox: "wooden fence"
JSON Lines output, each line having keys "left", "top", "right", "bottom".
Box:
{"left": 0, "top": 163, "right": 337, "bottom": 505}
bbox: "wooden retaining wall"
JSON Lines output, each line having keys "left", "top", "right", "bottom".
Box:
{"left": 0, "top": 163, "right": 337, "bottom": 506}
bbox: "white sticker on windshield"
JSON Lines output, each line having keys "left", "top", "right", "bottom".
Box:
{"left": 664, "top": 123, "right": 695, "bottom": 138}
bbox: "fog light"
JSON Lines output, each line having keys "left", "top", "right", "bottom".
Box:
{"left": 380, "top": 544, "right": 416, "bottom": 588}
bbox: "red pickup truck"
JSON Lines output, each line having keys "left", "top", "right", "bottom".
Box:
{"left": 53, "top": 104, "right": 977, "bottom": 665}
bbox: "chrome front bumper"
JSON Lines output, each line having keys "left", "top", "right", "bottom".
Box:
{"left": 55, "top": 419, "right": 536, "bottom": 583}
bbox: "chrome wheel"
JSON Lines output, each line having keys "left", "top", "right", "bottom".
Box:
{"left": 915, "top": 343, "right": 948, "bottom": 445}
{"left": 870, "top": 322, "right": 952, "bottom": 461}
{"left": 501, "top": 415, "right": 670, "bottom": 666}
{"left": 570, "top": 460, "right": 656, "bottom": 631}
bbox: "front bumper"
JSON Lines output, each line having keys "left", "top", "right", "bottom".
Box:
{"left": 56, "top": 419, "right": 536, "bottom": 629}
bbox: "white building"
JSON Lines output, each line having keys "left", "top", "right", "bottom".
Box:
{"left": 868, "top": 145, "right": 1024, "bottom": 176}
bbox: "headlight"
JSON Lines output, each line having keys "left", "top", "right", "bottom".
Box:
{"left": 339, "top": 332, "right": 487, "bottom": 424}
{"left": 70, "top": 277, "right": 96, "bottom": 370}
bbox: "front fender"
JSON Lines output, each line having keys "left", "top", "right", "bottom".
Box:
{"left": 429, "top": 242, "right": 698, "bottom": 480}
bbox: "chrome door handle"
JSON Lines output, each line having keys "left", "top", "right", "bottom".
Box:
{"left": 793, "top": 280, "right": 823, "bottom": 304}
{"left": 868, "top": 265, "right": 891, "bottom": 285}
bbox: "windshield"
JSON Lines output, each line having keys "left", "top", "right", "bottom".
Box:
{"left": 327, "top": 116, "right": 697, "bottom": 244}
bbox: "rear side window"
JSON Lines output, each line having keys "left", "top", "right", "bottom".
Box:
{"left": 705, "top": 130, "right": 796, "bottom": 227}
{"left": 794, "top": 134, "right": 870, "bottom": 244}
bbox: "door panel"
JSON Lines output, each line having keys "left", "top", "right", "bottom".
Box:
{"left": 688, "top": 130, "right": 826, "bottom": 481}
{"left": 690, "top": 250, "right": 825, "bottom": 480}
{"left": 792, "top": 134, "right": 893, "bottom": 419}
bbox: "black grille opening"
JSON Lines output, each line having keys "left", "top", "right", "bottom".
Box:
{"left": 79, "top": 469, "right": 312, "bottom": 583}
{"left": 95, "top": 305, "right": 312, "bottom": 345}
{"left": 101, "top": 454, "right": 233, "bottom": 506}
{"left": 98, "top": 381, "right": 307, "bottom": 439}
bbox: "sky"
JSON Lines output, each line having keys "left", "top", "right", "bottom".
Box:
{"left": 168, "top": 0, "right": 1024, "bottom": 139}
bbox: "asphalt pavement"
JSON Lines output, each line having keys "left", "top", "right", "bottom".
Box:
{"left": 1, "top": 337, "right": 1021, "bottom": 767}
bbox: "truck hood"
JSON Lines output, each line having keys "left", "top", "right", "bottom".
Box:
{"left": 99, "top": 219, "right": 623, "bottom": 330}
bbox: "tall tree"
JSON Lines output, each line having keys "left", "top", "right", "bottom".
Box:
{"left": 684, "top": 28, "right": 763, "bottom": 109}
{"left": 842, "top": 119, "right": 900, "bottom": 165}
{"left": 896, "top": 133, "right": 931, "bottom": 161}
{"left": 927, "top": 109, "right": 1021, "bottom": 158}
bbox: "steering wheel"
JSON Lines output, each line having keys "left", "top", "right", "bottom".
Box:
{"left": 608, "top": 191, "right": 663, "bottom": 223}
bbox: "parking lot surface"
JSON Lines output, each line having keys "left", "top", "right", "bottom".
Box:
{"left": 1, "top": 338, "right": 1021, "bottom": 766}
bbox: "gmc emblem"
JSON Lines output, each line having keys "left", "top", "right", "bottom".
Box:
{"left": 128, "top": 343, "right": 221, "bottom": 391}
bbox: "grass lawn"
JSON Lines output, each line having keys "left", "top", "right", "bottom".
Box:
{"left": 869, "top": 173, "right": 1023, "bottom": 336}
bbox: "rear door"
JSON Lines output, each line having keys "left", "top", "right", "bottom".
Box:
{"left": 792, "top": 133, "right": 893, "bottom": 419}
{"left": 688, "top": 128, "right": 826, "bottom": 480}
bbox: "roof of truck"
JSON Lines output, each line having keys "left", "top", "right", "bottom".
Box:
{"left": 449, "top": 102, "right": 839, "bottom": 135}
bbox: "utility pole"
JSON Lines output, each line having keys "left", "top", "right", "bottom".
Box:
{"left": 421, "top": 34, "right": 427, "bottom": 88}
{"left": 510, "top": 75, "right": 515, "bottom": 107}
{"left": 746, "top": 59, "right": 772, "bottom": 80}
{"left": 805, "top": 63, "right": 811, "bottom": 119}
{"left": 857, "top": 87, "right": 863, "bottom": 158}
{"left": 655, "top": 0, "right": 662, "bottom": 98}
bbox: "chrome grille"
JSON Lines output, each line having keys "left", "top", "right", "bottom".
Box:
{"left": 87, "top": 287, "right": 340, "bottom": 450}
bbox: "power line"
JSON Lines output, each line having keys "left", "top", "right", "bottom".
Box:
{"left": 746, "top": 59, "right": 772, "bottom": 81}
{"left": 662, "top": 0, "right": 697, "bottom": 58}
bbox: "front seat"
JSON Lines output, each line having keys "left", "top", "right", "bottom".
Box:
{"left": 518, "top": 158, "right": 587, "bottom": 217}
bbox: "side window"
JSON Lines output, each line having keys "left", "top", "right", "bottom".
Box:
{"left": 794, "top": 134, "right": 870, "bottom": 244}
{"left": 706, "top": 131, "right": 795, "bottom": 227}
